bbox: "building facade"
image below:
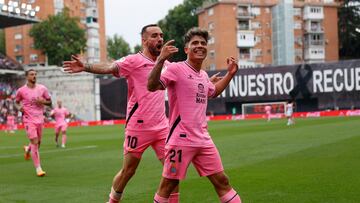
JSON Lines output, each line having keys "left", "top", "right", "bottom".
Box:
{"left": 5, "top": 0, "right": 106, "bottom": 66}
{"left": 197, "top": 0, "right": 340, "bottom": 70}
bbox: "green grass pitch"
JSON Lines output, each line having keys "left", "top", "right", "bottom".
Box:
{"left": 1, "top": 116, "right": 359, "bottom": 203}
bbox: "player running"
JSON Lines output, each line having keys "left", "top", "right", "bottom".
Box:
{"left": 286, "top": 100, "right": 295, "bottom": 126}
{"left": 51, "top": 100, "right": 72, "bottom": 148}
{"left": 148, "top": 27, "right": 241, "bottom": 203}
{"left": 63, "top": 24, "right": 179, "bottom": 203}
{"left": 15, "top": 69, "right": 52, "bottom": 177}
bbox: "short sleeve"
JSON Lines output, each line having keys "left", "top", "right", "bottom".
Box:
{"left": 42, "top": 86, "right": 51, "bottom": 100}
{"left": 159, "top": 63, "right": 178, "bottom": 88}
{"left": 15, "top": 89, "right": 22, "bottom": 102}
{"left": 207, "top": 74, "right": 216, "bottom": 98}
{"left": 113, "top": 55, "right": 133, "bottom": 78}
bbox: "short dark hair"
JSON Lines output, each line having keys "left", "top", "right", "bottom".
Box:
{"left": 141, "top": 24, "right": 159, "bottom": 37}
{"left": 184, "top": 27, "right": 209, "bottom": 45}
{"left": 25, "top": 69, "right": 36, "bottom": 76}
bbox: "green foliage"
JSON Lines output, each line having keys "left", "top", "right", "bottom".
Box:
{"left": 29, "top": 8, "right": 86, "bottom": 66}
{"left": 107, "top": 34, "right": 131, "bottom": 60}
{"left": 133, "top": 44, "right": 142, "bottom": 54}
{"left": 338, "top": 0, "right": 360, "bottom": 59}
{"left": 0, "top": 29, "right": 5, "bottom": 54}
{"left": 158, "top": 0, "right": 209, "bottom": 61}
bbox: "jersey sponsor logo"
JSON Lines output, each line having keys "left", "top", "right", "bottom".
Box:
{"left": 187, "top": 74, "right": 194, "bottom": 79}
{"left": 196, "top": 83, "right": 206, "bottom": 104}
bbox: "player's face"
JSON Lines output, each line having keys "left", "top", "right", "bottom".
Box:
{"left": 57, "top": 101, "right": 62, "bottom": 107}
{"left": 142, "top": 26, "right": 164, "bottom": 56}
{"left": 185, "top": 35, "right": 207, "bottom": 62}
{"left": 26, "top": 71, "right": 37, "bottom": 84}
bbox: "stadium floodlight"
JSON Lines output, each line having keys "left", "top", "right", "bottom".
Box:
{"left": 24, "top": 9, "right": 29, "bottom": 15}
{"left": 8, "top": 0, "right": 13, "bottom": 6}
{"left": 21, "top": 3, "right": 26, "bottom": 9}
{"left": 0, "top": 0, "right": 4, "bottom": 4}
{"left": 2, "top": 5, "right": 7, "bottom": 11}
{"left": 13, "top": 1, "right": 18, "bottom": 7}
{"left": 15, "top": 7, "right": 20, "bottom": 14}
{"left": 30, "top": 10, "right": 35, "bottom": 17}
{"left": 35, "top": 6, "right": 40, "bottom": 12}
{"left": 26, "top": 4, "right": 31, "bottom": 10}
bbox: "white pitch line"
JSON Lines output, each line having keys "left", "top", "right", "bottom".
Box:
{"left": 0, "top": 145, "right": 97, "bottom": 158}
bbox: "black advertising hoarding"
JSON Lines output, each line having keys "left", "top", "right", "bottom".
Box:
{"left": 208, "top": 60, "right": 360, "bottom": 113}
{"left": 100, "top": 60, "right": 360, "bottom": 118}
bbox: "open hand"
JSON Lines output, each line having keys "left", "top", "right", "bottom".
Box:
{"left": 209, "top": 72, "right": 223, "bottom": 83}
{"left": 63, "top": 55, "right": 85, "bottom": 73}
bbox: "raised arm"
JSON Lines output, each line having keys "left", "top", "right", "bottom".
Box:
{"left": 212, "top": 57, "right": 238, "bottom": 97}
{"left": 63, "top": 55, "right": 118, "bottom": 75}
{"left": 147, "top": 40, "right": 178, "bottom": 92}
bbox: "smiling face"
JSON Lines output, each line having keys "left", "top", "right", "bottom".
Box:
{"left": 185, "top": 35, "right": 208, "bottom": 62}
{"left": 142, "top": 26, "right": 164, "bottom": 57}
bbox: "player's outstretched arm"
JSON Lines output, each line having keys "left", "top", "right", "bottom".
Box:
{"left": 147, "top": 40, "right": 178, "bottom": 92}
{"left": 63, "top": 55, "right": 118, "bottom": 75}
{"left": 212, "top": 57, "right": 238, "bottom": 97}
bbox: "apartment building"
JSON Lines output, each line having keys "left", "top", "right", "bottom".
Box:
{"left": 197, "top": 0, "right": 340, "bottom": 70}
{"left": 4, "top": 0, "right": 106, "bottom": 65}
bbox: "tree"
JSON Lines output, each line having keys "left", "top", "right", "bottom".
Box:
{"left": 133, "top": 44, "right": 142, "bottom": 53}
{"left": 29, "top": 8, "right": 86, "bottom": 66}
{"left": 0, "top": 29, "right": 5, "bottom": 54}
{"left": 338, "top": 0, "right": 360, "bottom": 59}
{"left": 107, "top": 34, "right": 131, "bottom": 60}
{"left": 158, "top": 0, "right": 209, "bottom": 61}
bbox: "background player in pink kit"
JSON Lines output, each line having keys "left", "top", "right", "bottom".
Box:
{"left": 148, "top": 28, "right": 241, "bottom": 203}
{"left": 51, "top": 100, "right": 72, "bottom": 148}
{"left": 63, "top": 24, "right": 179, "bottom": 203}
{"left": 15, "top": 69, "right": 52, "bottom": 177}
{"left": 5, "top": 112, "right": 16, "bottom": 134}
{"left": 265, "top": 105, "right": 272, "bottom": 122}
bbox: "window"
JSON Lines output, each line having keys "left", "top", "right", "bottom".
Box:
{"left": 30, "top": 54, "right": 38, "bottom": 62}
{"left": 208, "top": 22, "right": 214, "bottom": 30}
{"left": 251, "top": 7, "right": 261, "bottom": 15}
{"left": 14, "top": 45, "right": 22, "bottom": 52}
{"left": 252, "top": 22, "right": 261, "bottom": 29}
{"left": 209, "top": 50, "right": 215, "bottom": 59}
{"left": 15, "top": 55, "right": 23, "bottom": 63}
{"left": 294, "top": 8, "right": 301, "bottom": 16}
{"left": 208, "top": 36, "right": 215, "bottom": 45}
{"left": 14, "top": 33, "right": 22, "bottom": 40}
{"left": 294, "top": 21, "right": 302, "bottom": 30}
{"left": 255, "top": 36, "right": 261, "bottom": 44}
{"left": 208, "top": 8, "right": 214, "bottom": 16}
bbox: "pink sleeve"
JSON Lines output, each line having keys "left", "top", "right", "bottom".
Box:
{"left": 42, "top": 86, "right": 51, "bottom": 100}
{"left": 113, "top": 56, "right": 133, "bottom": 78}
{"left": 207, "top": 74, "right": 216, "bottom": 98}
{"left": 50, "top": 110, "right": 55, "bottom": 116}
{"left": 15, "top": 89, "right": 22, "bottom": 102}
{"left": 159, "top": 63, "right": 178, "bottom": 88}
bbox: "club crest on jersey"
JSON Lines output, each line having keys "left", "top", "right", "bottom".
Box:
{"left": 196, "top": 83, "right": 206, "bottom": 104}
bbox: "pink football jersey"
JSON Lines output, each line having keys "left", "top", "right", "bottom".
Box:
{"left": 113, "top": 52, "right": 168, "bottom": 132}
{"left": 51, "top": 107, "right": 69, "bottom": 127}
{"left": 160, "top": 61, "right": 216, "bottom": 147}
{"left": 15, "top": 84, "right": 51, "bottom": 124}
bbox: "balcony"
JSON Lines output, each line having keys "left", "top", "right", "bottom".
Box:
{"left": 237, "top": 31, "right": 255, "bottom": 47}
{"left": 304, "top": 21, "right": 324, "bottom": 33}
{"left": 304, "top": 47, "right": 325, "bottom": 60}
{"left": 303, "top": 6, "right": 324, "bottom": 20}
